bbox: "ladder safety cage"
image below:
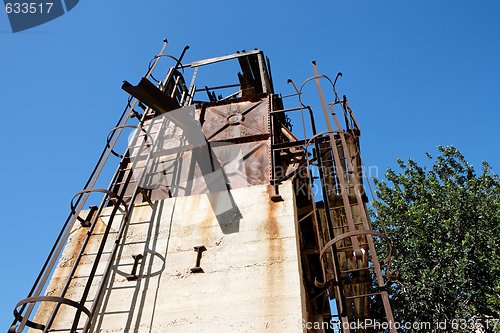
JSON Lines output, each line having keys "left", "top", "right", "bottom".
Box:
{"left": 269, "top": 61, "right": 396, "bottom": 332}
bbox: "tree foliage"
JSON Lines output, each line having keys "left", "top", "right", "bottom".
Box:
{"left": 373, "top": 146, "right": 499, "bottom": 332}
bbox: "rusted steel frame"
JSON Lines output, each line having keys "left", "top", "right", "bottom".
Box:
{"left": 270, "top": 141, "right": 322, "bottom": 182}
{"left": 270, "top": 105, "right": 311, "bottom": 115}
{"left": 314, "top": 65, "right": 395, "bottom": 328}
{"left": 287, "top": 79, "right": 348, "bottom": 320}
{"left": 328, "top": 103, "right": 369, "bottom": 227}
{"left": 328, "top": 102, "right": 397, "bottom": 330}
{"left": 14, "top": 296, "right": 91, "bottom": 331}
{"left": 159, "top": 67, "right": 175, "bottom": 95}
{"left": 194, "top": 83, "right": 240, "bottom": 92}
{"left": 275, "top": 141, "right": 333, "bottom": 183}
{"left": 295, "top": 72, "right": 352, "bottom": 332}
{"left": 310, "top": 63, "right": 362, "bottom": 256}
{"left": 318, "top": 230, "right": 392, "bottom": 264}
{"left": 219, "top": 90, "right": 242, "bottom": 102}
{"left": 39, "top": 42, "right": 169, "bottom": 333}
{"left": 309, "top": 283, "right": 333, "bottom": 302}
{"left": 328, "top": 103, "right": 381, "bottom": 237}
{"left": 298, "top": 210, "right": 314, "bottom": 223}
{"left": 272, "top": 139, "right": 308, "bottom": 149}
{"left": 269, "top": 84, "right": 306, "bottom": 187}
{"left": 180, "top": 49, "right": 261, "bottom": 69}
{"left": 304, "top": 139, "right": 349, "bottom": 318}
{"left": 302, "top": 130, "right": 352, "bottom": 323}
{"left": 341, "top": 265, "right": 375, "bottom": 274}
{"left": 304, "top": 143, "right": 348, "bottom": 319}
{"left": 319, "top": 229, "right": 394, "bottom": 331}
{"left": 280, "top": 92, "right": 300, "bottom": 99}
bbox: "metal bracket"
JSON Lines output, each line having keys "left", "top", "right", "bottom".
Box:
{"left": 80, "top": 206, "right": 98, "bottom": 228}
{"left": 270, "top": 180, "right": 284, "bottom": 202}
{"left": 190, "top": 245, "right": 207, "bottom": 273}
{"left": 270, "top": 193, "right": 283, "bottom": 202}
{"left": 126, "top": 254, "right": 144, "bottom": 281}
{"left": 139, "top": 187, "right": 153, "bottom": 206}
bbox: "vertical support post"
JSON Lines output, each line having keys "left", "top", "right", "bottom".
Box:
{"left": 257, "top": 52, "right": 268, "bottom": 95}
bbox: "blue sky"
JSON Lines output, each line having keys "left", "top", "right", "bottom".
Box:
{"left": 1, "top": 0, "right": 499, "bottom": 328}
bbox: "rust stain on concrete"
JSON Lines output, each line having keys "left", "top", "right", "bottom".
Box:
{"left": 264, "top": 185, "right": 285, "bottom": 313}
{"left": 190, "top": 195, "right": 212, "bottom": 247}
{"left": 32, "top": 213, "right": 95, "bottom": 328}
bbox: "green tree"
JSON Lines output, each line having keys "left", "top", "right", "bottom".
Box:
{"left": 373, "top": 146, "right": 499, "bottom": 332}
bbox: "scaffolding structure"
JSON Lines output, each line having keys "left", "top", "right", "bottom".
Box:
{"left": 9, "top": 39, "right": 396, "bottom": 333}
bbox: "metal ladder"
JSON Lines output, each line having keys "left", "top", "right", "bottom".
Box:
{"left": 9, "top": 39, "right": 191, "bottom": 333}
{"left": 272, "top": 63, "right": 397, "bottom": 332}
{"left": 309, "top": 63, "right": 396, "bottom": 332}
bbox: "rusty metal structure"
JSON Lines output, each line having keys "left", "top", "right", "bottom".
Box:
{"left": 9, "top": 40, "right": 396, "bottom": 333}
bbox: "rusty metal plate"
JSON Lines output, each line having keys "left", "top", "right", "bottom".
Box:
{"left": 200, "top": 99, "right": 270, "bottom": 141}
{"left": 124, "top": 100, "right": 271, "bottom": 200}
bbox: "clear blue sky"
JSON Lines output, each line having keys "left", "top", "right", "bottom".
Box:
{"left": 1, "top": 0, "right": 499, "bottom": 328}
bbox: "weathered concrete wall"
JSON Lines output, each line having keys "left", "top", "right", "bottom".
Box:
{"left": 34, "top": 181, "right": 307, "bottom": 332}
